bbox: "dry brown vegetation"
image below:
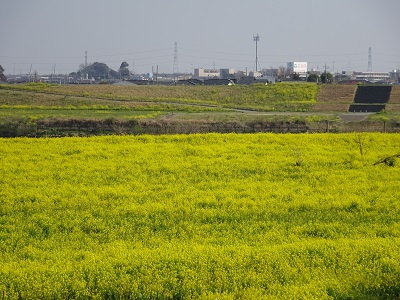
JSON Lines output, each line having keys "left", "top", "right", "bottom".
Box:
{"left": 312, "top": 85, "right": 357, "bottom": 112}
{"left": 386, "top": 86, "right": 400, "bottom": 112}
{"left": 389, "top": 86, "right": 400, "bottom": 103}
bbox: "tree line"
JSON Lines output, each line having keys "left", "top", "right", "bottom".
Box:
{"left": 0, "top": 65, "right": 7, "bottom": 82}
{"left": 69, "top": 61, "right": 130, "bottom": 81}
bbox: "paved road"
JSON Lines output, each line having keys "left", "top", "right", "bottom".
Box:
{"left": 339, "top": 113, "right": 373, "bottom": 122}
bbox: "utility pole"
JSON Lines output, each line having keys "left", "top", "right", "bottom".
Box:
{"left": 85, "top": 51, "right": 88, "bottom": 79}
{"left": 253, "top": 34, "right": 260, "bottom": 73}
{"left": 28, "top": 64, "right": 32, "bottom": 82}
{"left": 173, "top": 42, "right": 178, "bottom": 83}
{"left": 323, "top": 63, "right": 330, "bottom": 84}
{"left": 367, "top": 47, "right": 372, "bottom": 72}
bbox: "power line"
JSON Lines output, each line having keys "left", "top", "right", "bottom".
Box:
{"left": 0, "top": 48, "right": 174, "bottom": 60}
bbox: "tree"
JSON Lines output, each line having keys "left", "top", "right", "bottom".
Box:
{"left": 307, "top": 73, "right": 320, "bottom": 83}
{"left": 89, "top": 62, "right": 110, "bottom": 79}
{"left": 120, "top": 61, "right": 129, "bottom": 69}
{"left": 320, "top": 72, "right": 333, "bottom": 84}
{"left": 33, "top": 70, "right": 39, "bottom": 82}
{"left": 0, "top": 65, "right": 7, "bottom": 82}
{"left": 119, "top": 61, "right": 130, "bottom": 80}
{"left": 277, "top": 66, "right": 287, "bottom": 80}
{"left": 292, "top": 73, "right": 300, "bottom": 81}
{"left": 109, "top": 69, "right": 119, "bottom": 79}
{"left": 71, "top": 62, "right": 117, "bottom": 80}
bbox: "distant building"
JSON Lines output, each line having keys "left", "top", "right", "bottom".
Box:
{"left": 249, "top": 71, "right": 263, "bottom": 78}
{"left": 176, "top": 79, "right": 204, "bottom": 86}
{"left": 220, "top": 68, "right": 235, "bottom": 79}
{"left": 203, "top": 78, "right": 235, "bottom": 86}
{"left": 353, "top": 72, "right": 390, "bottom": 83}
{"left": 287, "top": 62, "right": 308, "bottom": 78}
{"left": 193, "top": 68, "right": 235, "bottom": 79}
{"left": 335, "top": 71, "right": 353, "bottom": 82}
{"left": 237, "top": 76, "right": 275, "bottom": 85}
{"left": 262, "top": 68, "right": 278, "bottom": 77}
{"left": 389, "top": 70, "right": 400, "bottom": 83}
{"left": 256, "top": 76, "right": 275, "bottom": 84}
{"left": 194, "top": 68, "right": 220, "bottom": 78}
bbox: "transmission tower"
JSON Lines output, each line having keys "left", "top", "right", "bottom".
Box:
{"left": 253, "top": 34, "right": 260, "bottom": 72}
{"left": 367, "top": 47, "right": 372, "bottom": 72}
{"left": 173, "top": 42, "right": 178, "bottom": 82}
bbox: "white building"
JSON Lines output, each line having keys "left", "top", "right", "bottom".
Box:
{"left": 193, "top": 68, "right": 235, "bottom": 79}
{"left": 287, "top": 62, "right": 308, "bottom": 77}
{"left": 353, "top": 72, "right": 390, "bottom": 83}
{"left": 194, "top": 68, "right": 220, "bottom": 78}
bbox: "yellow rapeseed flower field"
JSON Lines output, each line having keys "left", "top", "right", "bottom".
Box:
{"left": 0, "top": 133, "right": 400, "bottom": 299}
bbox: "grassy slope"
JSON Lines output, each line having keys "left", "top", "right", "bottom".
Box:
{"left": 0, "top": 82, "right": 318, "bottom": 112}
{"left": 1, "top": 83, "right": 400, "bottom": 133}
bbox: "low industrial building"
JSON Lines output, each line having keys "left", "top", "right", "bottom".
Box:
{"left": 353, "top": 72, "right": 390, "bottom": 83}
{"left": 194, "top": 68, "right": 220, "bottom": 78}
{"left": 193, "top": 68, "right": 235, "bottom": 79}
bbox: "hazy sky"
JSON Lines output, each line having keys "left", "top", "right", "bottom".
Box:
{"left": 1, "top": 0, "right": 399, "bottom": 75}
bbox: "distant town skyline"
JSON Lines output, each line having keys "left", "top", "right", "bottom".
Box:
{"left": 1, "top": 0, "right": 399, "bottom": 75}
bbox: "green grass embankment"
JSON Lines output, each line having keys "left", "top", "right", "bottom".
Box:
{"left": 0, "top": 82, "right": 318, "bottom": 111}
{"left": 1, "top": 83, "right": 400, "bottom": 136}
